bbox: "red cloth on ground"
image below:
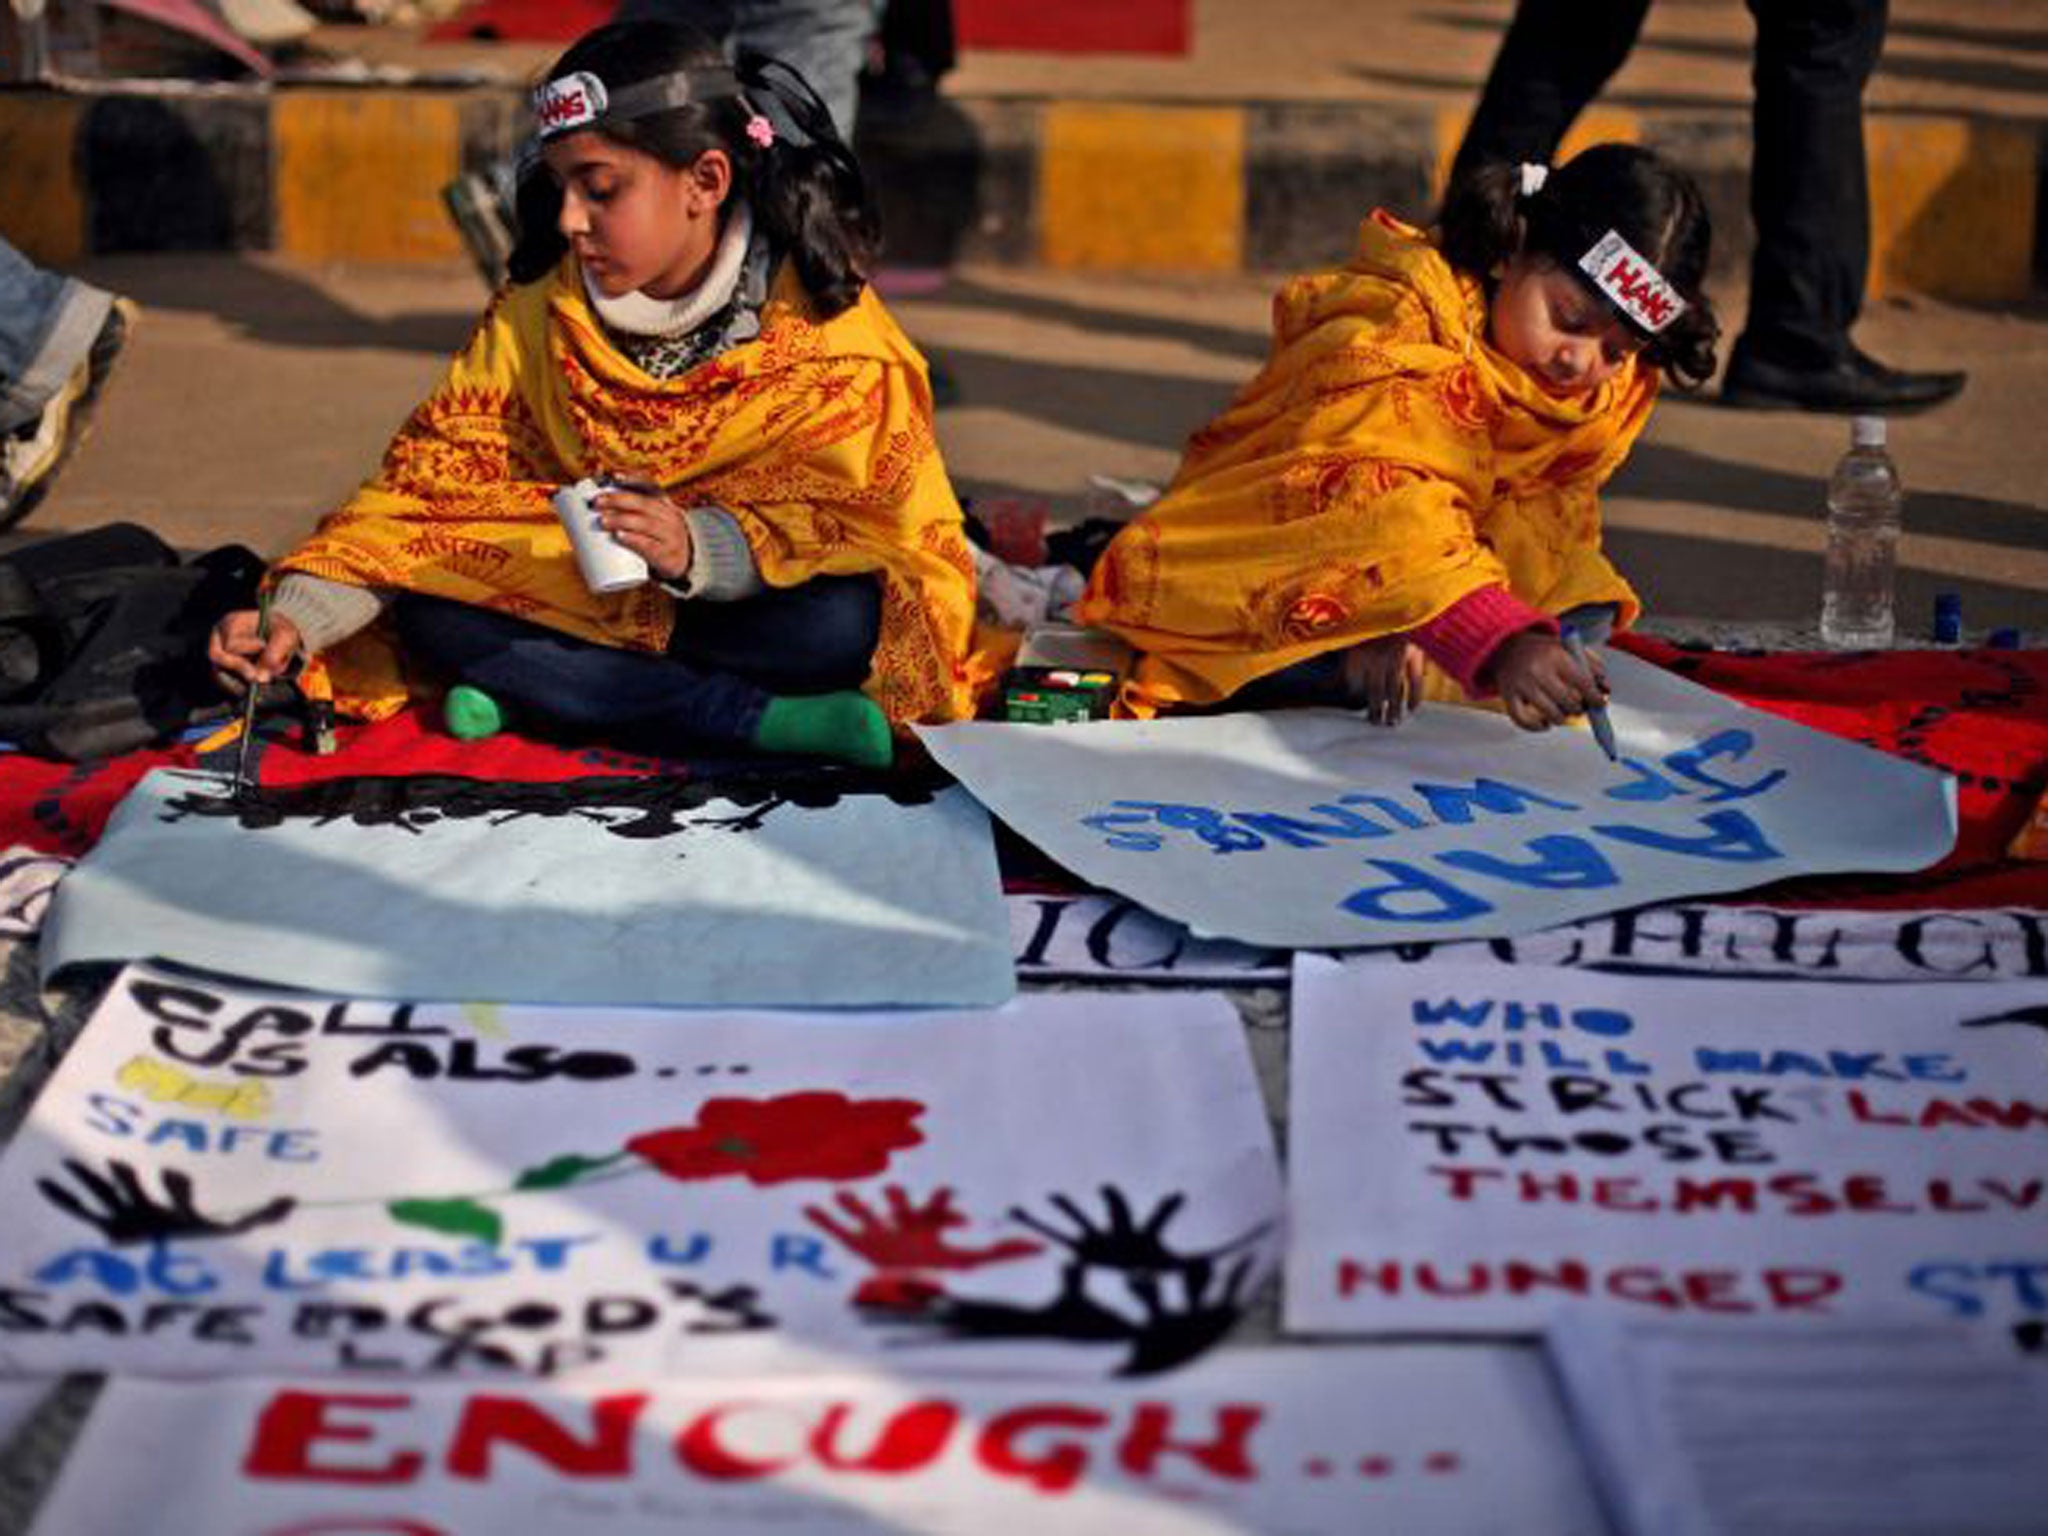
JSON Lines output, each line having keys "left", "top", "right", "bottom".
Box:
{"left": 1613, "top": 636, "right": 2048, "bottom": 910}
{"left": 1, "top": 646, "right": 2041, "bottom": 913}
{"left": 0, "top": 711, "right": 673, "bottom": 858}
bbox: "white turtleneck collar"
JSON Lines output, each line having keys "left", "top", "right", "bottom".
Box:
{"left": 584, "top": 202, "right": 755, "bottom": 338}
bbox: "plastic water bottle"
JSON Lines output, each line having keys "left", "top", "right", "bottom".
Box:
{"left": 1820, "top": 415, "right": 1902, "bottom": 649}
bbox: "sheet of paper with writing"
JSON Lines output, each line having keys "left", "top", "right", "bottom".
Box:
{"left": 922, "top": 648, "right": 1956, "bottom": 949}
{"left": 1286, "top": 952, "right": 2048, "bottom": 1336}
{"left": 41, "top": 770, "right": 1014, "bottom": 1008}
{"left": 0, "top": 963, "right": 1280, "bottom": 1379}
{"left": 1545, "top": 1314, "right": 2048, "bottom": 1536}
{"left": 28, "top": 1347, "right": 1605, "bottom": 1535}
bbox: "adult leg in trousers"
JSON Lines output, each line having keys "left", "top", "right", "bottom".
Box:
{"left": 1446, "top": 0, "right": 1652, "bottom": 192}
{"left": 1722, "top": 0, "right": 1966, "bottom": 410}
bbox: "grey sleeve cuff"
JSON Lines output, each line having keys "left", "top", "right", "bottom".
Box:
{"left": 268, "top": 573, "right": 390, "bottom": 655}
{"left": 662, "top": 505, "right": 763, "bottom": 601}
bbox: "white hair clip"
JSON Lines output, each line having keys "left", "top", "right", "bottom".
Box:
{"left": 1517, "top": 162, "right": 1549, "bottom": 198}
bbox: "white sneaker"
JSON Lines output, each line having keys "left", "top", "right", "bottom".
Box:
{"left": 0, "top": 295, "right": 137, "bottom": 530}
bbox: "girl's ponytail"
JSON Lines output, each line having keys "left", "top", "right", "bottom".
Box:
{"left": 733, "top": 50, "right": 880, "bottom": 317}
{"left": 1434, "top": 159, "right": 1525, "bottom": 288}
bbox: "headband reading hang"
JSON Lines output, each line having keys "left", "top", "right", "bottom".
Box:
{"left": 1576, "top": 229, "right": 1687, "bottom": 334}
{"left": 533, "top": 65, "right": 744, "bottom": 141}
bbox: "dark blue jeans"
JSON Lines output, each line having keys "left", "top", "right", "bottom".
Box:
{"left": 395, "top": 576, "right": 881, "bottom": 753}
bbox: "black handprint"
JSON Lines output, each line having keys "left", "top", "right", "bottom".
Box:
{"left": 864, "top": 1185, "right": 1273, "bottom": 1376}
{"left": 1011, "top": 1186, "right": 1195, "bottom": 1275}
{"left": 35, "top": 1159, "right": 297, "bottom": 1245}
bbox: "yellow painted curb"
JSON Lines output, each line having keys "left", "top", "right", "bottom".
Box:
{"left": 1040, "top": 103, "right": 1243, "bottom": 271}
{"left": 0, "top": 96, "right": 86, "bottom": 267}
{"left": 1429, "top": 105, "right": 1642, "bottom": 203}
{"left": 275, "top": 92, "right": 466, "bottom": 264}
{"left": 1868, "top": 117, "right": 2037, "bottom": 304}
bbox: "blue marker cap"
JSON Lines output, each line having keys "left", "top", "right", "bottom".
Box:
{"left": 1932, "top": 593, "right": 1962, "bottom": 645}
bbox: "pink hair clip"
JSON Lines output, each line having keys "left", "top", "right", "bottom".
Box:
{"left": 745, "top": 112, "right": 775, "bottom": 148}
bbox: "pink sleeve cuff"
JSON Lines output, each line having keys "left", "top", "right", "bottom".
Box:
{"left": 1409, "top": 585, "right": 1557, "bottom": 696}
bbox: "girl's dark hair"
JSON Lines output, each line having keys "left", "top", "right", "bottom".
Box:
{"left": 506, "top": 18, "right": 879, "bottom": 316}
{"left": 1436, "top": 142, "right": 1719, "bottom": 388}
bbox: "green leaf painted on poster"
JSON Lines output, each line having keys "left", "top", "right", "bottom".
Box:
{"left": 388, "top": 1196, "right": 503, "bottom": 1246}
{"left": 513, "top": 1152, "right": 624, "bottom": 1191}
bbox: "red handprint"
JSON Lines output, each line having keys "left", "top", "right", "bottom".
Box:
{"left": 806, "top": 1185, "right": 1042, "bottom": 1272}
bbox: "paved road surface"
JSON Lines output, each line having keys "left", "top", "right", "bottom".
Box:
{"left": 19, "top": 252, "right": 2047, "bottom": 636}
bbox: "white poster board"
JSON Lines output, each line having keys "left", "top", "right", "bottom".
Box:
{"left": 1286, "top": 953, "right": 2048, "bottom": 1337}
{"left": 0, "top": 1378, "right": 49, "bottom": 1448}
{"left": 0, "top": 964, "right": 1280, "bottom": 1378}
{"left": 29, "top": 1348, "right": 1604, "bottom": 1536}
{"left": 1008, "top": 892, "right": 2048, "bottom": 986}
{"left": 1546, "top": 1315, "right": 2048, "bottom": 1536}
{"left": 923, "top": 648, "right": 1955, "bottom": 948}
{"left": 40, "top": 769, "right": 1014, "bottom": 1008}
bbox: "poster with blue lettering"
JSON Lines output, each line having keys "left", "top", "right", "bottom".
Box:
{"left": 921, "top": 648, "right": 1955, "bottom": 948}
{"left": 28, "top": 1348, "right": 1603, "bottom": 1535}
{"left": 0, "top": 964, "right": 1281, "bottom": 1378}
{"left": 38, "top": 768, "right": 1013, "bottom": 1007}
{"left": 1286, "top": 952, "right": 2048, "bottom": 1341}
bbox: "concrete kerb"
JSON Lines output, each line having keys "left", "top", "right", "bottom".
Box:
{"left": 0, "top": 83, "right": 2040, "bottom": 303}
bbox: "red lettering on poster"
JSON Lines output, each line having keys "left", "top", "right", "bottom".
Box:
{"left": 809, "top": 1401, "right": 960, "bottom": 1474}
{"left": 445, "top": 1393, "right": 647, "bottom": 1479}
{"left": 1334, "top": 1258, "right": 1844, "bottom": 1314}
{"left": 1117, "top": 1403, "right": 1262, "bottom": 1480}
{"left": 243, "top": 1391, "right": 425, "bottom": 1485}
{"left": 975, "top": 1405, "right": 1110, "bottom": 1494}
{"left": 673, "top": 1403, "right": 802, "bottom": 1481}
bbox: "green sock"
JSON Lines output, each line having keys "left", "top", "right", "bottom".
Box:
{"left": 444, "top": 684, "right": 506, "bottom": 742}
{"left": 753, "top": 691, "right": 894, "bottom": 770}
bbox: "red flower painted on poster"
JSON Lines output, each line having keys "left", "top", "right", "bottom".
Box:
{"left": 627, "top": 1091, "right": 926, "bottom": 1186}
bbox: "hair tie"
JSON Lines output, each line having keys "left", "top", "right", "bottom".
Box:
{"left": 1517, "top": 162, "right": 1549, "bottom": 198}
{"left": 744, "top": 111, "right": 775, "bottom": 149}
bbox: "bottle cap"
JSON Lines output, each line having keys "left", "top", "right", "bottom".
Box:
{"left": 1850, "top": 415, "right": 1887, "bottom": 448}
{"left": 1988, "top": 628, "right": 2021, "bottom": 649}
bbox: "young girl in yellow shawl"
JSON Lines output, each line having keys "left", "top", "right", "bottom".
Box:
{"left": 1077, "top": 143, "right": 1719, "bottom": 733}
{"left": 207, "top": 18, "right": 978, "bottom": 770}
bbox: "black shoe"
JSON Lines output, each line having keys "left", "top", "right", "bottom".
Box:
{"left": 1720, "top": 342, "right": 1966, "bottom": 414}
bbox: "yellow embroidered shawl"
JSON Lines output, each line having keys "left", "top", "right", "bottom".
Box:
{"left": 1075, "top": 211, "right": 1654, "bottom": 716}
{"left": 275, "top": 257, "right": 979, "bottom": 726}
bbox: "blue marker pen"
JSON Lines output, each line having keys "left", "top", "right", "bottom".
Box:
{"left": 1560, "top": 628, "right": 1618, "bottom": 762}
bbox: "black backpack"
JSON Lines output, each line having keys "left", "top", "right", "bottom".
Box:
{"left": 0, "top": 523, "right": 263, "bottom": 761}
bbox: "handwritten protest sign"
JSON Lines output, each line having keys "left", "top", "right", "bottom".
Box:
{"left": 0, "top": 964, "right": 1280, "bottom": 1378}
{"left": 923, "top": 648, "right": 1955, "bottom": 948}
{"left": 1008, "top": 892, "right": 2048, "bottom": 986}
{"left": 28, "top": 1348, "right": 1604, "bottom": 1535}
{"left": 1546, "top": 1316, "right": 2048, "bottom": 1536}
{"left": 40, "top": 769, "right": 1013, "bottom": 1007}
{"left": 1286, "top": 954, "right": 2048, "bottom": 1339}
